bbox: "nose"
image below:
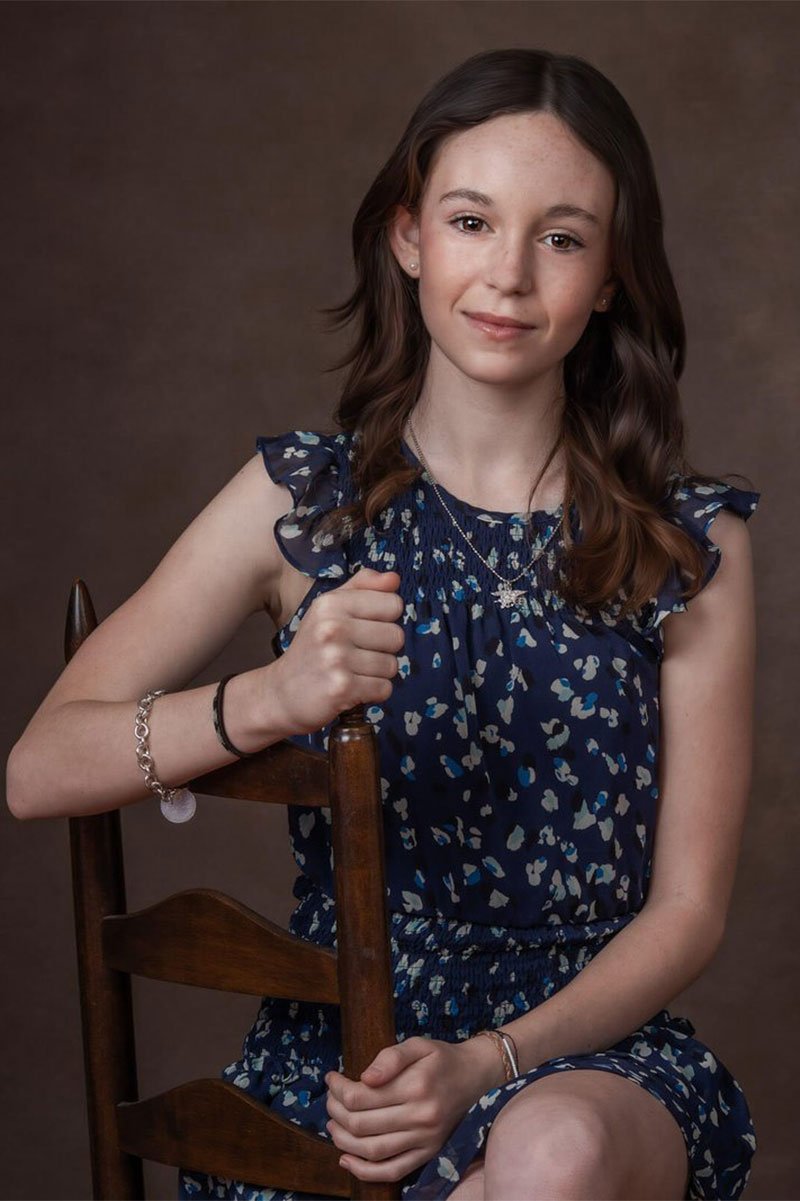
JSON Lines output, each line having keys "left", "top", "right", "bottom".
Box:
{"left": 484, "top": 234, "right": 534, "bottom": 295}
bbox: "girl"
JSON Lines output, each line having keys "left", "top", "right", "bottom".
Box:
{"left": 7, "top": 47, "right": 760, "bottom": 1201}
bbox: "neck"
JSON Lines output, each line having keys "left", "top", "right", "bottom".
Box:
{"left": 403, "top": 358, "right": 567, "bottom": 512}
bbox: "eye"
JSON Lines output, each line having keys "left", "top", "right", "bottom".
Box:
{"left": 449, "top": 214, "right": 488, "bottom": 235}
{"left": 448, "top": 217, "right": 585, "bottom": 252}
{"left": 543, "top": 232, "right": 584, "bottom": 252}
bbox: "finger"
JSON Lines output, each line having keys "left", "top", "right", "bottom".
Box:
{"left": 327, "top": 1119, "right": 415, "bottom": 1167}
{"left": 326, "top": 1076, "right": 408, "bottom": 1109}
{"left": 361, "top": 1036, "right": 434, "bottom": 1087}
{"left": 326, "top": 1090, "right": 410, "bottom": 1137}
{"left": 338, "top": 568, "right": 401, "bottom": 592}
{"left": 347, "top": 646, "right": 400, "bottom": 679}
{"left": 339, "top": 1145, "right": 429, "bottom": 1184}
{"left": 323, "top": 587, "right": 402, "bottom": 616}
{"left": 349, "top": 616, "right": 406, "bottom": 653}
{"left": 326, "top": 1037, "right": 436, "bottom": 1104}
{"left": 324, "top": 579, "right": 404, "bottom": 618}
{"left": 312, "top": 604, "right": 403, "bottom": 653}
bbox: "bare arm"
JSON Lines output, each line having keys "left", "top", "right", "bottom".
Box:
{"left": 6, "top": 452, "right": 299, "bottom": 821}
{"left": 468, "top": 509, "right": 757, "bottom": 1083}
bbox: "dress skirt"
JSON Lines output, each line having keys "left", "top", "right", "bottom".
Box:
{"left": 178, "top": 874, "right": 756, "bottom": 1201}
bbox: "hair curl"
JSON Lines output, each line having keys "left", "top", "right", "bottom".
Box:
{"left": 312, "top": 47, "right": 751, "bottom": 617}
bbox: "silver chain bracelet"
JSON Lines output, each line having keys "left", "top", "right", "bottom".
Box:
{"left": 134, "top": 689, "right": 197, "bottom": 823}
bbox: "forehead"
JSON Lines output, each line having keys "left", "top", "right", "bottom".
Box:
{"left": 425, "top": 111, "right": 615, "bottom": 215}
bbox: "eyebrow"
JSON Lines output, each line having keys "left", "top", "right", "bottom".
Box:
{"left": 438, "top": 188, "right": 601, "bottom": 227}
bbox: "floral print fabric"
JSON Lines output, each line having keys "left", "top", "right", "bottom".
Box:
{"left": 178, "top": 429, "right": 760, "bottom": 1200}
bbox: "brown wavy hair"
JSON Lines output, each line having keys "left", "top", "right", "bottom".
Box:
{"left": 312, "top": 47, "right": 750, "bottom": 617}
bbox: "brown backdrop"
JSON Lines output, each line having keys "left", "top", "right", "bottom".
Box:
{"left": 2, "top": 3, "right": 796, "bottom": 1198}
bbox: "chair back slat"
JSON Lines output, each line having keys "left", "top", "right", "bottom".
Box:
{"left": 102, "top": 888, "right": 339, "bottom": 1001}
{"left": 189, "top": 740, "right": 329, "bottom": 805}
{"left": 116, "top": 1078, "right": 351, "bottom": 1195}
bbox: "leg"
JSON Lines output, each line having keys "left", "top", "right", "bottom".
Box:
{"left": 483, "top": 1068, "right": 691, "bottom": 1200}
{"left": 447, "top": 1154, "right": 486, "bottom": 1200}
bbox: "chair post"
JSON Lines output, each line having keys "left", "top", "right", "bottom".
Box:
{"left": 329, "top": 703, "right": 398, "bottom": 1201}
{"left": 66, "top": 580, "right": 143, "bottom": 1199}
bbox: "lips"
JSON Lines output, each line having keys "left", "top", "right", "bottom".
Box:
{"left": 464, "top": 311, "right": 534, "bottom": 329}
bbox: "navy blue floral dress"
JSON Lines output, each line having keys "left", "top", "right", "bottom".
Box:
{"left": 179, "top": 428, "right": 760, "bottom": 1201}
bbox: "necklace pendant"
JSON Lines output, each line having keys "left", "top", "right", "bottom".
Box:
{"left": 494, "top": 582, "right": 525, "bottom": 609}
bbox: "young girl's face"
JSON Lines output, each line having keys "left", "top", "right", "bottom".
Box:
{"left": 391, "top": 110, "right": 617, "bottom": 391}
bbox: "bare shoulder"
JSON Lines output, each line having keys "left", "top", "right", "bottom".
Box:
{"left": 28, "top": 451, "right": 296, "bottom": 719}
{"left": 707, "top": 505, "right": 754, "bottom": 563}
{"left": 230, "top": 450, "right": 316, "bottom": 629}
{"left": 141, "top": 449, "right": 295, "bottom": 624}
{"left": 191, "top": 449, "right": 295, "bottom": 619}
{"left": 710, "top": 508, "right": 755, "bottom": 602}
{"left": 660, "top": 506, "right": 755, "bottom": 653}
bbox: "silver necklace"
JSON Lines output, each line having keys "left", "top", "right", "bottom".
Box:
{"left": 406, "top": 419, "right": 566, "bottom": 609}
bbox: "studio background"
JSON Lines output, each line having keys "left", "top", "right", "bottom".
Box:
{"left": 1, "top": 3, "right": 796, "bottom": 1198}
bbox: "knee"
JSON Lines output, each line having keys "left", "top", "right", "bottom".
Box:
{"left": 447, "top": 1154, "right": 486, "bottom": 1201}
{"left": 485, "top": 1097, "right": 623, "bottom": 1197}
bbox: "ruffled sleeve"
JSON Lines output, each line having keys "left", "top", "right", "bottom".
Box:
{"left": 644, "top": 474, "right": 761, "bottom": 635}
{"left": 256, "top": 430, "right": 351, "bottom": 581}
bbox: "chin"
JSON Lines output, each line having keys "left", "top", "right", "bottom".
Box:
{"left": 461, "top": 365, "right": 541, "bottom": 388}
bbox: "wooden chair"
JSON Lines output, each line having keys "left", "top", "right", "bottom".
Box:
{"left": 65, "top": 579, "right": 399, "bottom": 1201}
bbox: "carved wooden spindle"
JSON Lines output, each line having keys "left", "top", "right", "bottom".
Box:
{"left": 66, "top": 580, "right": 143, "bottom": 1199}
{"left": 329, "top": 701, "right": 397, "bottom": 1201}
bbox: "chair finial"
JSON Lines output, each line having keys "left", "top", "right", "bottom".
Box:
{"left": 65, "top": 578, "right": 98, "bottom": 663}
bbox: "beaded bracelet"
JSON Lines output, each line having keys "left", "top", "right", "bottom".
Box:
{"left": 474, "top": 1028, "right": 521, "bottom": 1082}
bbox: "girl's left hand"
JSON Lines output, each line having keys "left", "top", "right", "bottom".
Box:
{"left": 324, "top": 1034, "right": 501, "bottom": 1184}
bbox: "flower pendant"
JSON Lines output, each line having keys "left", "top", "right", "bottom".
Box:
{"left": 493, "top": 583, "right": 526, "bottom": 609}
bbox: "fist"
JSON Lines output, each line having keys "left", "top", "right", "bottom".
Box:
{"left": 271, "top": 568, "right": 405, "bottom": 735}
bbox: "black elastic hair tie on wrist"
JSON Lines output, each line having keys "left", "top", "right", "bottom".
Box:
{"left": 212, "top": 673, "right": 252, "bottom": 758}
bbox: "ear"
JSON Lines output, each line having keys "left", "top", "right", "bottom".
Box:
{"left": 388, "top": 203, "right": 421, "bottom": 278}
{"left": 593, "top": 272, "right": 618, "bottom": 312}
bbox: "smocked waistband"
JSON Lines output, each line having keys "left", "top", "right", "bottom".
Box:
{"left": 290, "top": 873, "right": 638, "bottom": 954}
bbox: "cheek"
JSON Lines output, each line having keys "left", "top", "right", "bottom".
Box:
{"left": 543, "top": 259, "right": 594, "bottom": 302}
{"left": 417, "top": 252, "right": 469, "bottom": 328}
{"left": 546, "top": 276, "right": 599, "bottom": 330}
{"left": 422, "top": 240, "right": 470, "bottom": 291}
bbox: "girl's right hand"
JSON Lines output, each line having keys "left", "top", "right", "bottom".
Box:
{"left": 271, "top": 568, "right": 405, "bottom": 735}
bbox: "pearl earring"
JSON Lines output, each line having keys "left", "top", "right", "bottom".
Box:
{"left": 409, "top": 261, "right": 418, "bottom": 271}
